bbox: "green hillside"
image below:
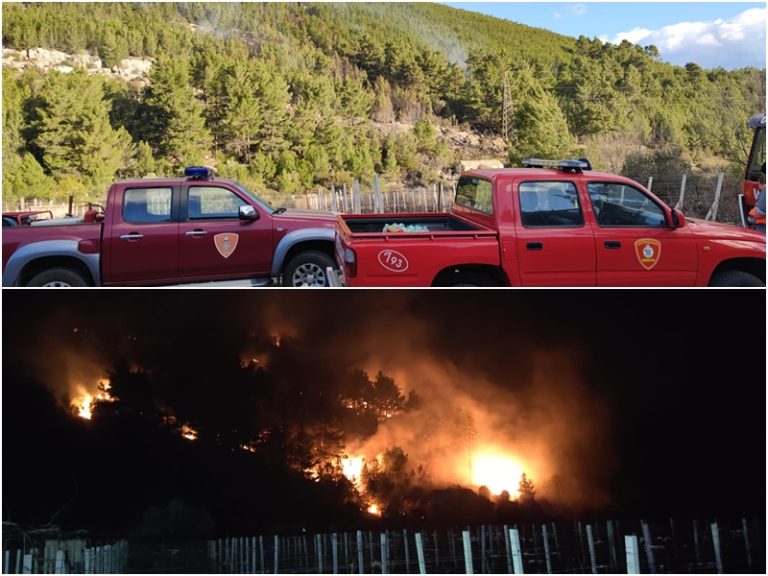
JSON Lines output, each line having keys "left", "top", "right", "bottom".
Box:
{"left": 2, "top": 2, "right": 764, "bottom": 203}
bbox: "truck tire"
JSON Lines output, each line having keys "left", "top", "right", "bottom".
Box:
{"left": 709, "top": 270, "right": 764, "bottom": 287}
{"left": 27, "top": 267, "right": 90, "bottom": 287}
{"left": 283, "top": 250, "right": 335, "bottom": 287}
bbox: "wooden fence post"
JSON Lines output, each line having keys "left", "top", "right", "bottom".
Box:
{"left": 55, "top": 550, "right": 66, "bottom": 574}
{"left": 646, "top": 176, "right": 653, "bottom": 191}
{"left": 357, "top": 530, "right": 365, "bottom": 574}
{"left": 586, "top": 524, "right": 597, "bottom": 574}
{"left": 710, "top": 522, "right": 723, "bottom": 574}
{"left": 374, "top": 175, "right": 383, "bottom": 213}
{"left": 23, "top": 552, "right": 33, "bottom": 574}
{"left": 353, "top": 180, "right": 362, "bottom": 214}
{"left": 542, "top": 524, "right": 552, "bottom": 574}
{"left": 509, "top": 528, "right": 524, "bottom": 574}
{"left": 461, "top": 530, "right": 473, "bottom": 575}
{"left": 481, "top": 525, "right": 489, "bottom": 574}
{"left": 641, "top": 521, "right": 655, "bottom": 574}
{"left": 259, "top": 536, "right": 265, "bottom": 574}
{"left": 705, "top": 172, "right": 724, "bottom": 221}
{"left": 674, "top": 174, "right": 687, "bottom": 210}
{"left": 4, "top": 550, "right": 9, "bottom": 574}
{"left": 432, "top": 531, "right": 439, "bottom": 570}
{"left": 624, "top": 535, "right": 640, "bottom": 574}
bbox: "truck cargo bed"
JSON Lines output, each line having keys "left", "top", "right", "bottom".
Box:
{"left": 342, "top": 214, "right": 482, "bottom": 234}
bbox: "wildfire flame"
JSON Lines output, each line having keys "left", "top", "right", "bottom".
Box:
{"left": 181, "top": 424, "right": 199, "bottom": 441}
{"left": 367, "top": 503, "right": 381, "bottom": 516}
{"left": 341, "top": 455, "right": 365, "bottom": 489}
{"left": 471, "top": 450, "right": 525, "bottom": 496}
{"left": 72, "top": 379, "right": 114, "bottom": 420}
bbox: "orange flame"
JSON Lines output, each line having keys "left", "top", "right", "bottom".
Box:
{"left": 72, "top": 379, "right": 113, "bottom": 420}
{"left": 471, "top": 450, "right": 525, "bottom": 497}
{"left": 181, "top": 424, "right": 199, "bottom": 441}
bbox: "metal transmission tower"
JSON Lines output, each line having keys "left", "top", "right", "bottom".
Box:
{"left": 502, "top": 71, "right": 515, "bottom": 143}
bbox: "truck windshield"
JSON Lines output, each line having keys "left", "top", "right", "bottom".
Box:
{"left": 232, "top": 183, "right": 276, "bottom": 213}
{"left": 456, "top": 176, "right": 494, "bottom": 215}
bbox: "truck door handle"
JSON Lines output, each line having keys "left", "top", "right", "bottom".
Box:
{"left": 604, "top": 240, "right": 622, "bottom": 249}
{"left": 526, "top": 242, "right": 543, "bottom": 251}
{"left": 185, "top": 229, "right": 208, "bottom": 237}
{"left": 120, "top": 233, "right": 144, "bottom": 241}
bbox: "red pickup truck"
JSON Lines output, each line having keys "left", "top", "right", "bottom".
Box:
{"left": 333, "top": 159, "right": 766, "bottom": 287}
{"left": 3, "top": 167, "right": 337, "bottom": 287}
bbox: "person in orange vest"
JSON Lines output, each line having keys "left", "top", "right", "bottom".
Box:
{"left": 748, "top": 163, "right": 766, "bottom": 233}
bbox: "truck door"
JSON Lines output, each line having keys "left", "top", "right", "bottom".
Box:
{"left": 177, "top": 184, "right": 273, "bottom": 280}
{"left": 586, "top": 182, "right": 697, "bottom": 286}
{"left": 105, "top": 186, "right": 180, "bottom": 284}
{"left": 515, "top": 181, "right": 596, "bottom": 286}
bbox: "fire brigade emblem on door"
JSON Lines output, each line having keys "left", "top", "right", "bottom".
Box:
{"left": 634, "top": 238, "right": 661, "bottom": 270}
{"left": 214, "top": 233, "right": 239, "bottom": 259}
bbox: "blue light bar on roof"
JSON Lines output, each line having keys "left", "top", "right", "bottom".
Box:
{"left": 522, "top": 158, "right": 591, "bottom": 171}
{"left": 184, "top": 166, "right": 215, "bottom": 179}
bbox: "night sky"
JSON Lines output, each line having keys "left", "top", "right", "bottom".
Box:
{"left": 2, "top": 289, "right": 765, "bottom": 535}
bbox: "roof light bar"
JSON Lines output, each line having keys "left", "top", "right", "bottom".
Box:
{"left": 522, "top": 158, "right": 592, "bottom": 172}
{"left": 184, "top": 166, "right": 216, "bottom": 180}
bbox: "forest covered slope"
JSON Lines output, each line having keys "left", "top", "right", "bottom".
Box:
{"left": 2, "top": 2, "right": 764, "bottom": 204}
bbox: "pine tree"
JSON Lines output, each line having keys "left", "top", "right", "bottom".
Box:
{"left": 32, "top": 70, "right": 134, "bottom": 189}
{"left": 518, "top": 472, "right": 536, "bottom": 503}
{"left": 142, "top": 57, "right": 212, "bottom": 169}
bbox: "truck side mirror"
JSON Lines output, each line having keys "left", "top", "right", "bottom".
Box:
{"left": 670, "top": 209, "right": 685, "bottom": 229}
{"left": 239, "top": 205, "right": 260, "bottom": 221}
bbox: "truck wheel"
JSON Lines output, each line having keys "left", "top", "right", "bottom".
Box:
{"left": 709, "top": 270, "right": 764, "bottom": 287}
{"left": 283, "top": 251, "right": 335, "bottom": 287}
{"left": 27, "top": 267, "right": 90, "bottom": 287}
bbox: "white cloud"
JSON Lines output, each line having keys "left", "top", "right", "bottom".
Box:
{"left": 572, "top": 4, "right": 587, "bottom": 16}
{"left": 606, "top": 7, "right": 766, "bottom": 69}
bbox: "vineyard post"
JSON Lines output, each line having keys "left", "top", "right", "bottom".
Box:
{"left": 710, "top": 522, "right": 723, "bottom": 574}
{"left": 273, "top": 535, "right": 280, "bottom": 574}
{"left": 705, "top": 172, "right": 724, "bottom": 221}
{"left": 332, "top": 533, "right": 339, "bottom": 574}
{"left": 503, "top": 525, "right": 513, "bottom": 574}
{"left": 647, "top": 176, "right": 653, "bottom": 191}
{"left": 461, "top": 530, "right": 473, "bottom": 575}
{"left": 693, "top": 520, "right": 702, "bottom": 565}
{"left": 542, "top": 524, "right": 552, "bottom": 574}
{"left": 509, "top": 528, "right": 524, "bottom": 574}
{"left": 259, "top": 536, "right": 265, "bottom": 574}
{"left": 54, "top": 550, "right": 65, "bottom": 574}
{"left": 356, "top": 530, "right": 365, "bottom": 574}
{"left": 403, "top": 528, "right": 411, "bottom": 573}
{"left": 481, "top": 525, "right": 489, "bottom": 574}
{"left": 674, "top": 174, "right": 687, "bottom": 210}
{"left": 4, "top": 550, "right": 9, "bottom": 574}
{"left": 316, "top": 534, "right": 324, "bottom": 574}
{"left": 586, "top": 524, "right": 597, "bottom": 574}
{"left": 641, "top": 521, "right": 655, "bottom": 574}
{"left": 23, "top": 552, "right": 33, "bottom": 574}
{"left": 742, "top": 517, "right": 752, "bottom": 571}
{"left": 380, "top": 531, "right": 389, "bottom": 574}
{"left": 624, "top": 535, "right": 640, "bottom": 574}
{"left": 414, "top": 533, "right": 426, "bottom": 575}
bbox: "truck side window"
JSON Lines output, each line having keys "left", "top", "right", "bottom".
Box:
{"left": 188, "top": 186, "right": 243, "bottom": 220}
{"left": 587, "top": 183, "right": 665, "bottom": 227}
{"left": 123, "top": 187, "right": 172, "bottom": 223}
{"left": 455, "top": 177, "right": 494, "bottom": 215}
{"left": 519, "top": 182, "right": 583, "bottom": 227}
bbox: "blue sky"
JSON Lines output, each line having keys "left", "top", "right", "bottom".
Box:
{"left": 444, "top": 2, "right": 766, "bottom": 69}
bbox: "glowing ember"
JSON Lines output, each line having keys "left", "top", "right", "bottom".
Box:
{"left": 367, "top": 503, "right": 381, "bottom": 516}
{"left": 181, "top": 424, "right": 199, "bottom": 441}
{"left": 75, "top": 393, "right": 94, "bottom": 419}
{"left": 472, "top": 451, "right": 525, "bottom": 496}
{"left": 271, "top": 334, "right": 281, "bottom": 347}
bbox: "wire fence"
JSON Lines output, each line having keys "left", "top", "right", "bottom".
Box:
{"left": 3, "top": 516, "right": 762, "bottom": 574}
{"left": 4, "top": 170, "right": 746, "bottom": 225}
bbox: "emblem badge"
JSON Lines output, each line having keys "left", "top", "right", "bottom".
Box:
{"left": 634, "top": 238, "right": 661, "bottom": 270}
{"left": 214, "top": 233, "right": 239, "bottom": 259}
